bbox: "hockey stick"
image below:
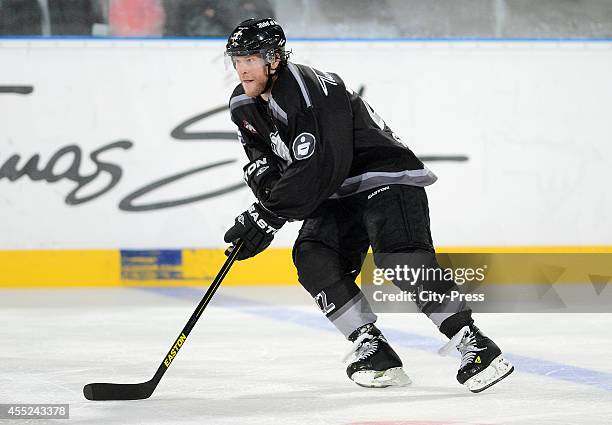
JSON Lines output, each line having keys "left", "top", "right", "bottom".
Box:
{"left": 83, "top": 241, "right": 243, "bottom": 401}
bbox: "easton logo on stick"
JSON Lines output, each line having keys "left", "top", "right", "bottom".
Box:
{"left": 164, "top": 333, "right": 187, "bottom": 367}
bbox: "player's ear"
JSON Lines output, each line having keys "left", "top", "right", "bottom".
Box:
{"left": 271, "top": 53, "right": 281, "bottom": 71}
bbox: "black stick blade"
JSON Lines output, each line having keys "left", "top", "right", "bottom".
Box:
{"left": 0, "top": 86, "right": 34, "bottom": 95}
{"left": 83, "top": 381, "right": 154, "bottom": 401}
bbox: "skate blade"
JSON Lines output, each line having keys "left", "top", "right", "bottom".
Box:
{"left": 351, "top": 367, "right": 412, "bottom": 388}
{"left": 464, "top": 355, "right": 514, "bottom": 393}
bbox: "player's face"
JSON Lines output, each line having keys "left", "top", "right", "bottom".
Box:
{"left": 233, "top": 54, "right": 269, "bottom": 97}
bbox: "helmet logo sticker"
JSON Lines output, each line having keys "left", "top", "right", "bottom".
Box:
{"left": 292, "top": 132, "right": 316, "bottom": 160}
{"left": 257, "top": 19, "right": 279, "bottom": 29}
{"left": 230, "top": 29, "right": 244, "bottom": 46}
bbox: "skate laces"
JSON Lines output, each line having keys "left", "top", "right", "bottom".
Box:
{"left": 342, "top": 332, "right": 378, "bottom": 363}
{"left": 438, "top": 325, "right": 485, "bottom": 369}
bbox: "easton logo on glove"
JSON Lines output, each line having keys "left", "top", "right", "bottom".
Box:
{"left": 224, "top": 202, "right": 286, "bottom": 261}
{"left": 243, "top": 157, "right": 268, "bottom": 182}
{"left": 247, "top": 203, "right": 279, "bottom": 234}
{"left": 242, "top": 156, "right": 281, "bottom": 202}
{"left": 256, "top": 166, "right": 269, "bottom": 177}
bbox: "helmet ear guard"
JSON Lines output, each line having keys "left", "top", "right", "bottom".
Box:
{"left": 263, "top": 49, "right": 277, "bottom": 64}
{"left": 261, "top": 48, "right": 292, "bottom": 67}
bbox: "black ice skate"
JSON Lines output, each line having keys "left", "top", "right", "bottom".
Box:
{"left": 343, "top": 323, "right": 411, "bottom": 388}
{"left": 439, "top": 325, "right": 514, "bottom": 393}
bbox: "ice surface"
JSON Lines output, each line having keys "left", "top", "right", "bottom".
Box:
{"left": 1, "top": 286, "right": 611, "bottom": 425}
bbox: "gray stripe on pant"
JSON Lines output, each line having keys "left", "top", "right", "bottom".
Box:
{"left": 328, "top": 293, "right": 378, "bottom": 338}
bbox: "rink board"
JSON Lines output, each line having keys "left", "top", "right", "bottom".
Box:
{"left": 1, "top": 39, "right": 612, "bottom": 251}
{"left": 1, "top": 246, "right": 611, "bottom": 287}
{"left": 2, "top": 39, "right": 612, "bottom": 289}
{"left": 0, "top": 248, "right": 297, "bottom": 287}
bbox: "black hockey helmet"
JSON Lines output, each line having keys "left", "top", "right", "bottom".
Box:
{"left": 225, "top": 18, "right": 289, "bottom": 67}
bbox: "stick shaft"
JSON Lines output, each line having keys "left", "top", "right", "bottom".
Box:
{"left": 150, "top": 242, "right": 243, "bottom": 386}
{"left": 83, "top": 242, "right": 242, "bottom": 400}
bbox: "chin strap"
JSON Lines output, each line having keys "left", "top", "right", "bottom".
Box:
{"left": 263, "top": 62, "right": 281, "bottom": 93}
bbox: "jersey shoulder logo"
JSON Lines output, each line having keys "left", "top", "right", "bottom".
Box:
{"left": 242, "top": 120, "right": 258, "bottom": 134}
{"left": 308, "top": 66, "right": 338, "bottom": 96}
{"left": 292, "top": 132, "right": 316, "bottom": 160}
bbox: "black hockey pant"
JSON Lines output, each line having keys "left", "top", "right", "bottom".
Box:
{"left": 292, "top": 184, "right": 473, "bottom": 339}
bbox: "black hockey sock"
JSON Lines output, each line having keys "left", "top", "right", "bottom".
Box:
{"left": 439, "top": 310, "right": 474, "bottom": 339}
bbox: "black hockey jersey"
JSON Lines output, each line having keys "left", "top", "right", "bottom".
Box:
{"left": 229, "top": 62, "right": 437, "bottom": 221}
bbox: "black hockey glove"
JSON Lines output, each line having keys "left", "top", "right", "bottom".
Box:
{"left": 243, "top": 156, "right": 281, "bottom": 202}
{"left": 224, "top": 203, "right": 286, "bottom": 261}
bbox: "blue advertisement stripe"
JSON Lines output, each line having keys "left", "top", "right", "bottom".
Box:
{"left": 138, "top": 286, "right": 612, "bottom": 392}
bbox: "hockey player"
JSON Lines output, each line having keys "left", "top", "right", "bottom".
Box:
{"left": 223, "top": 18, "right": 514, "bottom": 392}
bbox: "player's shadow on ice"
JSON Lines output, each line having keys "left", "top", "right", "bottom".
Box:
{"left": 123, "top": 387, "right": 476, "bottom": 419}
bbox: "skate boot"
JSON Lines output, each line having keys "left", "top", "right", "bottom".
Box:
{"left": 343, "top": 323, "right": 411, "bottom": 388}
{"left": 439, "top": 325, "right": 514, "bottom": 393}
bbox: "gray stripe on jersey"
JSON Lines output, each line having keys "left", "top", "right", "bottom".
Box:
{"left": 328, "top": 293, "right": 378, "bottom": 338}
{"left": 329, "top": 168, "right": 438, "bottom": 199}
{"left": 269, "top": 96, "right": 289, "bottom": 126}
{"left": 230, "top": 94, "right": 255, "bottom": 112}
{"left": 287, "top": 62, "right": 312, "bottom": 108}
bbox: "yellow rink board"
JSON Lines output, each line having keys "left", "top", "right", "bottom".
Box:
{"left": 0, "top": 249, "right": 297, "bottom": 288}
{"left": 0, "top": 247, "right": 611, "bottom": 288}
